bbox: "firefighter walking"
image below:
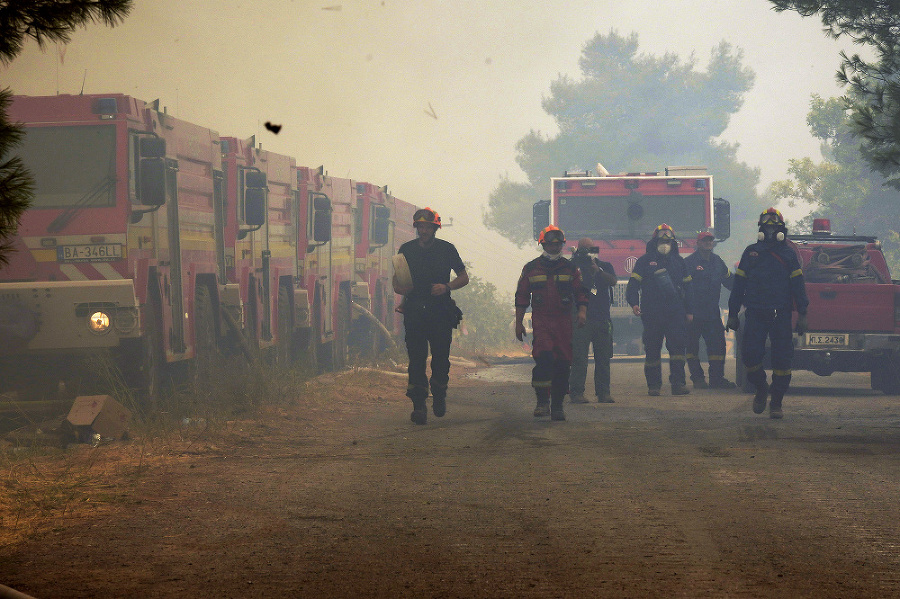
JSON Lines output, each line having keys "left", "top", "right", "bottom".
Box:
{"left": 626, "top": 224, "right": 694, "bottom": 396}
{"left": 684, "top": 231, "right": 736, "bottom": 389}
{"left": 515, "top": 226, "right": 588, "bottom": 421}
{"left": 393, "top": 208, "right": 469, "bottom": 425}
{"left": 727, "top": 208, "right": 809, "bottom": 419}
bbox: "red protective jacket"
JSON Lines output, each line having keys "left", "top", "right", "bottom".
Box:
{"left": 515, "top": 256, "right": 588, "bottom": 361}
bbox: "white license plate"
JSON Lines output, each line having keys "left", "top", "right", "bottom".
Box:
{"left": 805, "top": 333, "right": 848, "bottom": 347}
{"left": 57, "top": 244, "right": 123, "bottom": 263}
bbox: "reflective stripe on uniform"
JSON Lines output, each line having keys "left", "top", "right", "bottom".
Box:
{"left": 790, "top": 269, "right": 803, "bottom": 278}
{"left": 685, "top": 353, "right": 697, "bottom": 360}
{"left": 682, "top": 275, "right": 692, "bottom": 283}
{"left": 708, "top": 355, "right": 726, "bottom": 361}
{"left": 669, "top": 355, "right": 685, "bottom": 362}
{"left": 746, "top": 363, "right": 764, "bottom": 373}
{"left": 773, "top": 369, "right": 792, "bottom": 376}
{"left": 630, "top": 272, "right": 642, "bottom": 281}
{"left": 556, "top": 274, "right": 573, "bottom": 281}
{"left": 532, "top": 380, "right": 552, "bottom": 388}
{"left": 644, "top": 360, "right": 661, "bottom": 367}
{"left": 529, "top": 275, "right": 548, "bottom": 283}
{"left": 735, "top": 268, "right": 746, "bottom": 277}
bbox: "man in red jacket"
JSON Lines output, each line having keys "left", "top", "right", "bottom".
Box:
{"left": 515, "top": 226, "right": 588, "bottom": 421}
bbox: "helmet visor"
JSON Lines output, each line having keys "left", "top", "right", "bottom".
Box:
{"left": 542, "top": 230, "right": 565, "bottom": 244}
{"left": 656, "top": 228, "right": 675, "bottom": 240}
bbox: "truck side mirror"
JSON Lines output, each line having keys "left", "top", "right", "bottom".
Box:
{"left": 245, "top": 170, "right": 267, "bottom": 189}
{"left": 139, "top": 137, "right": 166, "bottom": 158}
{"left": 371, "top": 205, "right": 391, "bottom": 246}
{"left": 533, "top": 200, "right": 550, "bottom": 240}
{"left": 139, "top": 158, "right": 167, "bottom": 206}
{"left": 714, "top": 198, "right": 730, "bottom": 242}
{"left": 245, "top": 188, "right": 266, "bottom": 226}
{"left": 313, "top": 194, "right": 332, "bottom": 243}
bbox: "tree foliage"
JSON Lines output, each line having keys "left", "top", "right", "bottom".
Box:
{"left": 770, "top": 0, "right": 900, "bottom": 187}
{"left": 0, "top": 0, "right": 132, "bottom": 265}
{"left": 452, "top": 269, "right": 518, "bottom": 356}
{"left": 483, "top": 30, "right": 764, "bottom": 259}
{"left": 768, "top": 94, "right": 900, "bottom": 274}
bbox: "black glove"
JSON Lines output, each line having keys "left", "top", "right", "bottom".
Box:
{"left": 725, "top": 314, "right": 740, "bottom": 331}
{"left": 796, "top": 313, "right": 809, "bottom": 335}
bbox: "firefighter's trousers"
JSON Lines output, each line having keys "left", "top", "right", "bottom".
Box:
{"left": 641, "top": 312, "right": 687, "bottom": 390}
{"left": 404, "top": 309, "right": 453, "bottom": 404}
{"left": 741, "top": 307, "right": 794, "bottom": 400}
{"left": 687, "top": 316, "right": 728, "bottom": 383}
{"left": 569, "top": 318, "right": 613, "bottom": 397}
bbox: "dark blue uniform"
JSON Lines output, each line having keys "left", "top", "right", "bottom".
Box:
{"left": 683, "top": 251, "right": 734, "bottom": 385}
{"left": 626, "top": 241, "right": 694, "bottom": 392}
{"left": 728, "top": 240, "right": 809, "bottom": 401}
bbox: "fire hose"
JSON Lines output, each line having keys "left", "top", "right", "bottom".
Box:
{"left": 351, "top": 301, "right": 399, "bottom": 352}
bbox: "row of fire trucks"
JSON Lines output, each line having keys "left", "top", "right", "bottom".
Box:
{"left": 0, "top": 93, "right": 418, "bottom": 402}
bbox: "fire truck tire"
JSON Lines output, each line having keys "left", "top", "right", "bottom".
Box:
{"left": 133, "top": 292, "right": 166, "bottom": 405}
{"left": 276, "top": 286, "right": 292, "bottom": 367}
{"left": 873, "top": 352, "right": 900, "bottom": 395}
{"left": 192, "top": 284, "right": 217, "bottom": 385}
{"left": 333, "top": 288, "right": 351, "bottom": 370}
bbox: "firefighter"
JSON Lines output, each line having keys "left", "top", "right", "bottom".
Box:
{"left": 684, "top": 231, "right": 735, "bottom": 389}
{"left": 625, "top": 224, "right": 694, "bottom": 396}
{"left": 515, "top": 226, "right": 588, "bottom": 421}
{"left": 393, "top": 207, "right": 469, "bottom": 425}
{"left": 726, "top": 208, "right": 809, "bottom": 419}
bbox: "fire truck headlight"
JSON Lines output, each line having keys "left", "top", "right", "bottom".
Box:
{"left": 88, "top": 311, "right": 111, "bottom": 334}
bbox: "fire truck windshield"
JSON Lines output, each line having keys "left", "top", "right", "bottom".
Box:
{"left": 558, "top": 193, "right": 706, "bottom": 240}
{"left": 15, "top": 125, "right": 116, "bottom": 209}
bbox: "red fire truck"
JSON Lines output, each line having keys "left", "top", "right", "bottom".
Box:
{"left": 0, "top": 93, "right": 418, "bottom": 402}
{"left": 0, "top": 94, "right": 230, "bottom": 400}
{"left": 533, "top": 165, "right": 731, "bottom": 354}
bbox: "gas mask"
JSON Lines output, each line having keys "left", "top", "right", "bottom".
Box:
{"left": 542, "top": 249, "right": 563, "bottom": 260}
{"left": 758, "top": 225, "right": 786, "bottom": 242}
{"left": 657, "top": 241, "right": 672, "bottom": 255}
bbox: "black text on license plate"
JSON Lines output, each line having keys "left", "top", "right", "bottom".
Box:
{"left": 57, "top": 244, "right": 122, "bottom": 262}
{"left": 806, "top": 333, "right": 848, "bottom": 346}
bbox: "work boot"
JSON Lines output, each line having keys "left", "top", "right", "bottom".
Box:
{"left": 692, "top": 378, "right": 709, "bottom": 389}
{"left": 752, "top": 381, "right": 769, "bottom": 414}
{"left": 569, "top": 392, "right": 589, "bottom": 404}
{"left": 550, "top": 398, "right": 566, "bottom": 421}
{"left": 709, "top": 378, "right": 737, "bottom": 389}
{"left": 410, "top": 399, "right": 428, "bottom": 425}
{"left": 769, "top": 391, "right": 784, "bottom": 419}
{"left": 672, "top": 385, "right": 690, "bottom": 395}
{"left": 648, "top": 388, "right": 661, "bottom": 396}
{"left": 432, "top": 393, "right": 446, "bottom": 418}
{"left": 597, "top": 394, "right": 615, "bottom": 403}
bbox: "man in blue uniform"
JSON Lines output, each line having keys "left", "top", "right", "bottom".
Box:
{"left": 684, "top": 231, "right": 735, "bottom": 389}
{"left": 569, "top": 238, "right": 618, "bottom": 404}
{"left": 625, "top": 224, "right": 694, "bottom": 396}
{"left": 726, "top": 208, "right": 809, "bottom": 419}
{"left": 393, "top": 207, "right": 469, "bottom": 425}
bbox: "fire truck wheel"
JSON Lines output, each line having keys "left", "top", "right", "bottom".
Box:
{"left": 333, "top": 288, "right": 351, "bottom": 370}
{"left": 192, "top": 285, "right": 217, "bottom": 385}
{"left": 873, "top": 352, "right": 900, "bottom": 395}
{"left": 276, "top": 286, "right": 292, "bottom": 367}
{"left": 135, "top": 292, "right": 166, "bottom": 406}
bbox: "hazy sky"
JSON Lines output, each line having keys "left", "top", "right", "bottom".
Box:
{"left": 2, "top": 0, "right": 864, "bottom": 292}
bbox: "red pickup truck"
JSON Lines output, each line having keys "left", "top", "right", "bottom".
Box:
{"left": 735, "top": 220, "right": 900, "bottom": 394}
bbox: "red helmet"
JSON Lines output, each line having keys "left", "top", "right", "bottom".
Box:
{"left": 696, "top": 231, "right": 715, "bottom": 241}
{"left": 538, "top": 225, "right": 565, "bottom": 244}
{"left": 413, "top": 207, "right": 441, "bottom": 228}
{"left": 758, "top": 207, "right": 784, "bottom": 226}
{"left": 652, "top": 223, "right": 676, "bottom": 240}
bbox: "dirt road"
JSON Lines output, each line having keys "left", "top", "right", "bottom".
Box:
{"left": 3, "top": 360, "right": 900, "bottom": 598}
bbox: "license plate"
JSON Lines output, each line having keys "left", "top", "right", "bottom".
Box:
{"left": 57, "top": 244, "right": 123, "bottom": 263}
{"left": 805, "top": 333, "right": 848, "bottom": 346}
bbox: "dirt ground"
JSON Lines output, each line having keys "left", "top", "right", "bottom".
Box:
{"left": 3, "top": 358, "right": 900, "bottom": 598}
